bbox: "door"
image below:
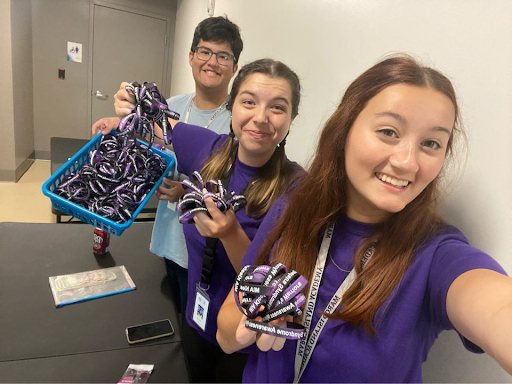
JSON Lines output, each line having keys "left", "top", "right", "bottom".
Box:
{"left": 91, "top": 5, "right": 168, "bottom": 129}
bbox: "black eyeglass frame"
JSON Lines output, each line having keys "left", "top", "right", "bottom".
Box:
{"left": 192, "top": 46, "right": 237, "bottom": 65}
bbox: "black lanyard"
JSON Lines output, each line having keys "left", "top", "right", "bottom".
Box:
{"left": 200, "top": 167, "right": 241, "bottom": 286}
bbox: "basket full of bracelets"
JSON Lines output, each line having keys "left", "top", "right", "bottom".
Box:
{"left": 234, "top": 262, "right": 308, "bottom": 340}
{"left": 42, "top": 82, "right": 176, "bottom": 236}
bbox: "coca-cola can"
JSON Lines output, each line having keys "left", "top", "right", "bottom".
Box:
{"left": 93, "top": 227, "right": 110, "bottom": 255}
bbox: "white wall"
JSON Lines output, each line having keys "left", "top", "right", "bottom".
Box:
{"left": 170, "top": 1, "right": 512, "bottom": 381}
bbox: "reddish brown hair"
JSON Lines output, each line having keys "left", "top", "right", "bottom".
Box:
{"left": 255, "top": 55, "right": 463, "bottom": 333}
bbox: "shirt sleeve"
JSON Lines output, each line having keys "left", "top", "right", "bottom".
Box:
{"left": 172, "top": 122, "right": 226, "bottom": 176}
{"left": 428, "top": 227, "right": 507, "bottom": 351}
{"left": 241, "top": 196, "right": 289, "bottom": 267}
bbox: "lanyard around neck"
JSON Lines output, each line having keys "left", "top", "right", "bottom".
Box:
{"left": 184, "top": 96, "right": 228, "bottom": 128}
{"left": 293, "top": 223, "right": 374, "bottom": 383}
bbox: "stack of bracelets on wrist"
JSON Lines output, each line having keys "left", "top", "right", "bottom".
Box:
{"left": 54, "top": 134, "right": 167, "bottom": 223}
{"left": 234, "top": 263, "right": 308, "bottom": 340}
{"left": 177, "top": 171, "right": 246, "bottom": 224}
{"left": 119, "top": 82, "right": 180, "bottom": 146}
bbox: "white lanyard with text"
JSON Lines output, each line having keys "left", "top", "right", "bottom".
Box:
{"left": 293, "top": 223, "right": 365, "bottom": 383}
{"left": 174, "top": 96, "right": 228, "bottom": 183}
{"left": 183, "top": 96, "right": 228, "bottom": 128}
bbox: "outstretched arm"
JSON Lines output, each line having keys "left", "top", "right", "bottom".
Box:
{"left": 447, "top": 269, "right": 512, "bottom": 374}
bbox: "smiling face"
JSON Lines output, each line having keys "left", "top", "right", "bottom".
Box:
{"left": 344, "top": 84, "right": 456, "bottom": 223}
{"left": 189, "top": 39, "right": 238, "bottom": 94}
{"left": 231, "top": 73, "right": 294, "bottom": 167}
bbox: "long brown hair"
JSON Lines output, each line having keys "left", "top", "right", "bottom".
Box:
{"left": 200, "top": 59, "right": 302, "bottom": 217}
{"left": 255, "top": 55, "right": 464, "bottom": 333}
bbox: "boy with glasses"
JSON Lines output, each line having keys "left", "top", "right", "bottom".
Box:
{"left": 93, "top": 16, "right": 243, "bottom": 321}
{"left": 150, "top": 16, "right": 243, "bottom": 321}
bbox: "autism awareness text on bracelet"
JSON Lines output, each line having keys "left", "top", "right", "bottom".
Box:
{"left": 177, "top": 171, "right": 247, "bottom": 224}
{"left": 55, "top": 134, "right": 167, "bottom": 223}
{"left": 233, "top": 263, "right": 308, "bottom": 340}
{"left": 118, "top": 82, "right": 180, "bottom": 146}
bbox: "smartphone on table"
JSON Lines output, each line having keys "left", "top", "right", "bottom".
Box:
{"left": 125, "top": 319, "right": 174, "bottom": 344}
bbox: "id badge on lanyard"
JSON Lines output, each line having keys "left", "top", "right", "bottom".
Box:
{"left": 192, "top": 284, "right": 210, "bottom": 331}
{"left": 294, "top": 223, "right": 369, "bottom": 383}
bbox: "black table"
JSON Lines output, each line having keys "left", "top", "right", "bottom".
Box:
{"left": 50, "top": 137, "right": 159, "bottom": 223}
{"left": 0, "top": 222, "right": 189, "bottom": 383}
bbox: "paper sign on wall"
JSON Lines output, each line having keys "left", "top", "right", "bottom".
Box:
{"left": 67, "top": 42, "right": 82, "bottom": 63}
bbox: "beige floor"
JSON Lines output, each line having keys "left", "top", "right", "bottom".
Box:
{"left": 0, "top": 160, "right": 56, "bottom": 223}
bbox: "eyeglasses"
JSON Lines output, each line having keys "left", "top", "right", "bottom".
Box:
{"left": 193, "top": 46, "right": 236, "bottom": 66}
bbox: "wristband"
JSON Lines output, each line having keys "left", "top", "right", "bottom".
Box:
{"left": 233, "top": 263, "right": 308, "bottom": 339}
{"left": 245, "top": 319, "right": 306, "bottom": 340}
{"left": 177, "top": 171, "right": 246, "bottom": 224}
{"left": 120, "top": 82, "right": 180, "bottom": 146}
{"left": 261, "top": 293, "right": 306, "bottom": 322}
{"left": 54, "top": 134, "right": 167, "bottom": 223}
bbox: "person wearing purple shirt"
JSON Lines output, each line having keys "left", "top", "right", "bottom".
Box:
{"left": 217, "top": 55, "right": 512, "bottom": 382}
{"left": 171, "top": 122, "right": 301, "bottom": 345}
{"left": 112, "top": 59, "right": 304, "bottom": 382}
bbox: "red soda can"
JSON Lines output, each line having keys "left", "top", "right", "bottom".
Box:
{"left": 93, "top": 228, "right": 110, "bottom": 255}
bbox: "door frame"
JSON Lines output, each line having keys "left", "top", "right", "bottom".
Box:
{"left": 86, "top": 0, "right": 173, "bottom": 137}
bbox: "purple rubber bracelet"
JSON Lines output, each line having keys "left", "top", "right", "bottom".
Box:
{"left": 233, "top": 263, "right": 308, "bottom": 339}
{"left": 261, "top": 293, "right": 306, "bottom": 322}
{"left": 266, "top": 270, "right": 300, "bottom": 308}
{"left": 234, "top": 265, "right": 252, "bottom": 296}
{"left": 55, "top": 133, "right": 167, "bottom": 223}
{"left": 273, "top": 275, "right": 308, "bottom": 307}
{"left": 120, "top": 81, "right": 180, "bottom": 147}
{"left": 244, "top": 319, "right": 306, "bottom": 340}
{"left": 178, "top": 207, "right": 208, "bottom": 224}
{"left": 177, "top": 171, "right": 247, "bottom": 225}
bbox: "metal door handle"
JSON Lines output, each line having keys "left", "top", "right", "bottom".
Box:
{"left": 94, "top": 90, "right": 108, "bottom": 100}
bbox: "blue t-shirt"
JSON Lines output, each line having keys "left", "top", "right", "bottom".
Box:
{"left": 240, "top": 197, "right": 507, "bottom": 383}
{"left": 172, "top": 123, "right": 304, "bottom": 345}
{"left": 149, "top": 93, "right": 231, "bottom": 268}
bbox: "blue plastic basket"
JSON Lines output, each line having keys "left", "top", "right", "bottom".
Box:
{"left": 42, "top": 133, "right": 174, "bottom": 236}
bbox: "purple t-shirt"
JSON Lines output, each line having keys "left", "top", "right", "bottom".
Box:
{"left": 241, "top": 197, "right": 506, "bottom": 383}
{"left": 173, "top": 122, "right": 303, "bottom": 345}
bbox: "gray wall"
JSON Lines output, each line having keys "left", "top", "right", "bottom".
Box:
{"left": 0, "top": 0, "right": 177, "bottom": 181}
{"left": 12, "top": 0, "right": 34, "bottom": 179}
{"left": 0, "top": 0, "right": 34, "bottom": 182}
{"left": 32, "top": 0, "right": 177, "bottom": 161}
{"left": 32, "top": 0, "right": 91, "bottom": 159}
{"left": 0, "top": 0, "right": 16, "bottom": 178}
